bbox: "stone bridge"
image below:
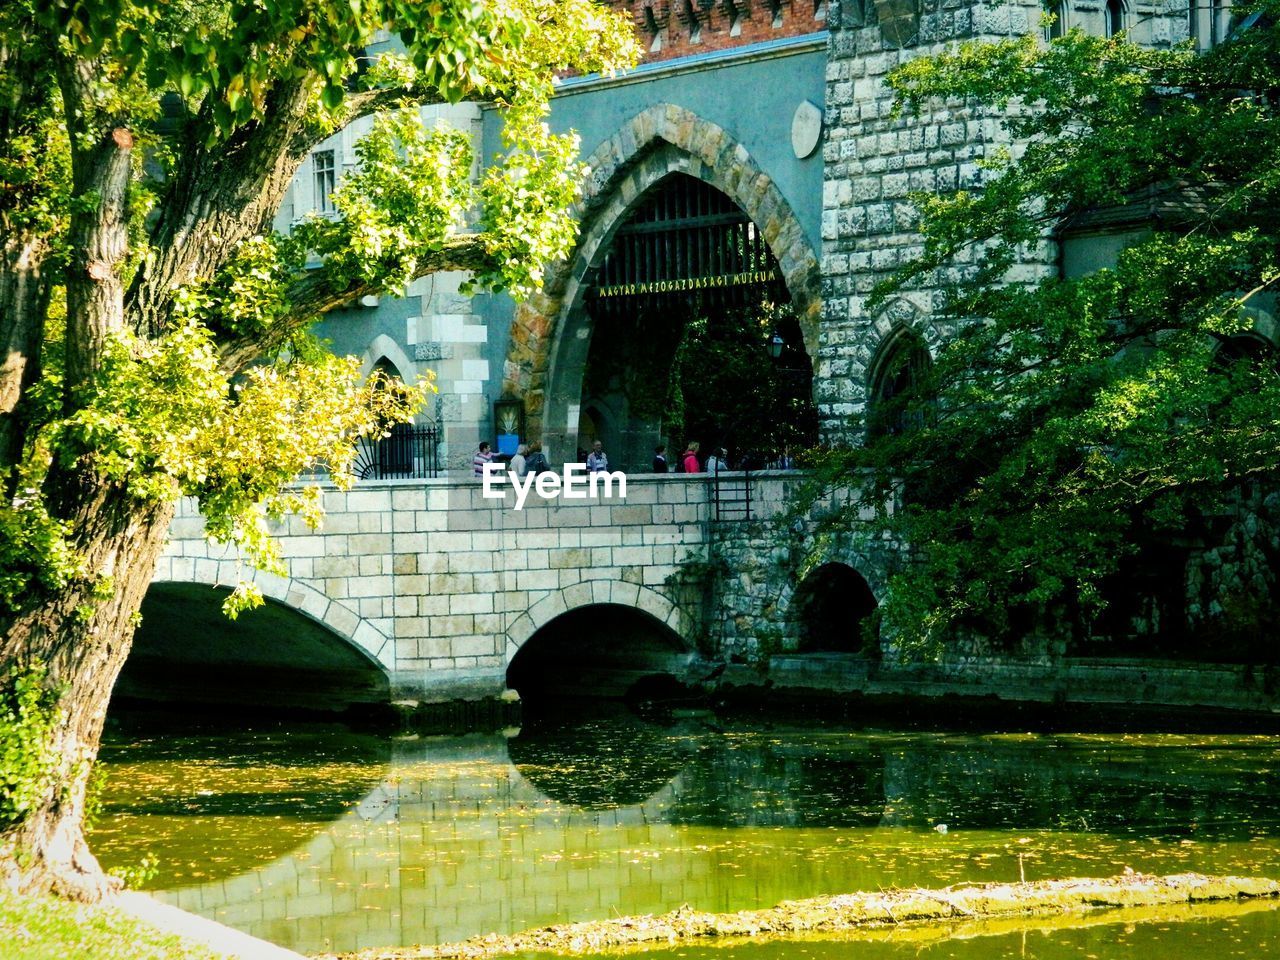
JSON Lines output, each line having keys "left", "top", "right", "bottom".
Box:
{"left": 138, "top": 472, "right": 886, "bottom": 708}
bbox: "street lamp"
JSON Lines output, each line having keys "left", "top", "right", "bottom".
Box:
{"left": 768, "top": 331, "right": 785, "bottom": 359}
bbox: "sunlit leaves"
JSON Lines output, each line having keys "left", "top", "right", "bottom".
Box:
{"left": 295, "top": 110, "right": 474, "bottom": 294}
{"left": 475, "top": 112, "right": 585, "bottom": 298}
{"left": 43, "top": 319, "right": 430, "bottom": 616}
{"left": 38, "top": 0, "right": 636, "bottom": 146}
{"left": 2, "top": 0, "right": 636, "bottom": 624}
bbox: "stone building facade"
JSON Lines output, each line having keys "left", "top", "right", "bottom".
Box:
{"left": 280, "top": 0, "right": 1217, "bottom": 469}
{"left": 233, "top": 0, "right": 1280, "bottom": 680}
{"left": 815, "top": 0, "right": 1189, "bottom": 437}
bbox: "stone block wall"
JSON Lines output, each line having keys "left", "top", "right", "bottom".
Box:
{"left": 817, "top": 0, "right": 1187, "bottom": 441}
{"left": 158, "top": 476, "right": 736, "bottom": 701}
{"left": 706, "top": 473, "right": 895, "bottom": 660}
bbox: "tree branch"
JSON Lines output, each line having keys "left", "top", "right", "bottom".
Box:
{"left": 217, "top": 233, "right": 494, "bottom": 373}
{"left": 129, "top": 77, "right": 317, "bottom": 339}
{"left": 341, "top": 84, "right": 448, "bottom": 124}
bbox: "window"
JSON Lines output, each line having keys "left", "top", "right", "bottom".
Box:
{"left": 1188, "top": 0, "right": 1200, "bottom": 44}
{"left": 313, "top": 150, "right": 336, "bottom": 215}
{"left": 868, "top": 332, "right": 933, "bottom": 438}
{"left": 1105, "top": 0, "right": 1125, "bottom": 36}
{"left": 643, "top": 5, "right": 665, "bottom": 52}
{"left": 1044, "top": 0, "right": 1066, "bottom": 40}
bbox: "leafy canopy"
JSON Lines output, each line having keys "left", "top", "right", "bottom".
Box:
{"left": 821, "top": 14, "right": 1280, "bottom": 655}
{"left": 0, "top": 0, "right": 638, "bottom": 616}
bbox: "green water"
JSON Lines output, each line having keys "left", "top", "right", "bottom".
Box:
{"left": 91, "top": 710, "right": 1280, "bottom": 956}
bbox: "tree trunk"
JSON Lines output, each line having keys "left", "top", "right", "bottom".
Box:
{"left": 0, "top": 232, "right": 49, "bottom": 473}
{"left": 0, "top": 30, "right": 54, "bottom": 475}
{"left": 0, "top": 473, "right": 175, "bottom": 900}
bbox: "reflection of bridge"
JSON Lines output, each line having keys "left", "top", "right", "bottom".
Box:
{"left": 156, "top": 734, "right": 694, "bottom": 954}
{"left": 146, "top": 473, "right": 886, "bottom": 705}
{"left": 151, "top": 726, "right": 1280, "bottom": 956}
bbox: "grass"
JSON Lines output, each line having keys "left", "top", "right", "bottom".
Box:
{"left": 0, "top": 887, "right": 229, "bottom": 960}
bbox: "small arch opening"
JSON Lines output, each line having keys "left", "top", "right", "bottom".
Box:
{"left": 793, "top": 564, "right": 879, "bottom": 656}
{"left": 506, "top": 603, "right": 692, "bottom": 705}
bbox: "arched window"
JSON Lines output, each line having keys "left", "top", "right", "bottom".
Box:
{"left": 1044, "top": 0, "right": 1067, "bottom": 40}
{"left": 868, "top": 332, "right": 932, "bottom": 438}
{"left": 352, "top": 357, "right": 439, "bottom": 479}
{"left": 1105, "top": 0, "right": 1125, "bottom": 36}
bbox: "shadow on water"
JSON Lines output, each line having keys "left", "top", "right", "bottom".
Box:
{"left": 506, "top": 702, "right": 1280, "bottom": 840}
{"left": 506, "top": 702, "right": 697, "bottom": 809}
{"left": 93, "top": 709, "right": 392, "bottom": 887}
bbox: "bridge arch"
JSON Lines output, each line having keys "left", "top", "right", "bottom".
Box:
{"left": 149, "top": 553, "right": 394, "bottom": 679}
{"left": 502, "top": 579, "right": 689, "bottom": 664}
{"left": 791, "top": 562, "right": 879, "bottom": 655}
{"left": 772, "top": 541, "right": 890, "bottom": 657}
{"left": 503, "top": 104, "right": 822, "bottom": 457}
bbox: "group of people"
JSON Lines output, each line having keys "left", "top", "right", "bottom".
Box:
{"left": 473, "top": 438, "right": 794, "bottom": 477}
{"left": 471, "top": 441, "right": 550, "bottom": 478}
{"left": 651, "top": 441, "right": 724, "bottom": 474}
{"left": 652, "top": 442, "right": 793, "bottom": 473}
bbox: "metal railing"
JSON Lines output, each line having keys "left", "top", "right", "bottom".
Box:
{"left": 711, "top": 467, "right": 752, "bottom": 522}
{"left": 354, "top": 424, "right": 440, "bottom": 480}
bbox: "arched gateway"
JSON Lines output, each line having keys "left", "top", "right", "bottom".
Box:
{"left": 503, "top": 105, "right": 823, "bottom": 463}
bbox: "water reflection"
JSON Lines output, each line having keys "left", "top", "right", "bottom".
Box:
{"left": 91, "top": 710, "right": 1280, "bottom": 956}
{"left": 91, "top": 723, "right": 391, "bottom": 886}
{"left": 507, "top": 710, "right": 694, "bottom": 809}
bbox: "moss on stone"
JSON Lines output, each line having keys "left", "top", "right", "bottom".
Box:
{"left": 323, "top": 872, "right": 1280, "bottom": 960}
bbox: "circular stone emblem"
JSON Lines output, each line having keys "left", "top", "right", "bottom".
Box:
{"left": 791, "top": 100, "right": 823, "bottom": 159}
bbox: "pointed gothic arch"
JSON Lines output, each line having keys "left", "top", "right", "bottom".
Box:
{"left": 502, "top": 104, "right": 822, "bottom": 461}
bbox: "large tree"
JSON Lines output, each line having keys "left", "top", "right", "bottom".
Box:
{"left": 0, "top": 0, "right": 636, "bottom": 899}
{"left": 819, "top": 12, "right": 1280, "bottom": 655}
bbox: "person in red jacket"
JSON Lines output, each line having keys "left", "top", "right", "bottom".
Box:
{"left": 681, "top": 441, "right": 701, "bottom": 474}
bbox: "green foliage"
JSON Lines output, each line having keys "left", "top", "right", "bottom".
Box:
{"left": 108, "top": 853, "right": 160, "bottom": 889}
{"left": 475, "top": 111, "right": 586, "bottom": 298}
{"left": 42, "top": 318, "right": 431, "bottom": 617}
{"left": 41, "top": 0, "right": 497, "bottom": 143}
{"left": 172, "top": 235, "right": 308, "bottom": 340}
{"left": 0, "top": 0, "right": 638, "bottom": 624}
{"left": 0, "top": 468, "right": 83, "bottom": 613}
{"left": 820, "top": 17, "right": 1280, "bottom": 655}
{"left": 666, "top": 303, "right": 817, "bottom": 459}
{"left": 0, "top": 668, "right": 62, "bottom": 830}
{"left": 295, "top": 110, "right": 474, "bottom": 294}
